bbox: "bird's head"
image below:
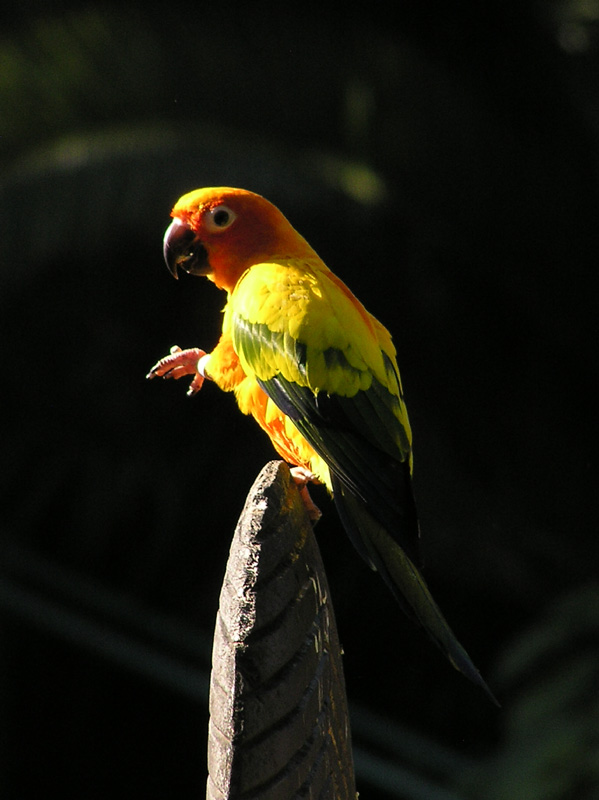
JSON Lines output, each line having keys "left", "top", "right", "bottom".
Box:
{"left": 162, "top": 187, "right": 316, "bottom": 292}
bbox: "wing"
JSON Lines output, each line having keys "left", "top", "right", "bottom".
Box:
{"left": 226, "top": 259, "right": 420, "bottom": 564}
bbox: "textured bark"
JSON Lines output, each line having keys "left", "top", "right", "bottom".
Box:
{"left": 206, "top": 461, "right": 356, "bottom": 800}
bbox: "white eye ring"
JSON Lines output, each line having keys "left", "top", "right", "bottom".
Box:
{"left": 205, "top": 204, "right": 237, "bottom": 231}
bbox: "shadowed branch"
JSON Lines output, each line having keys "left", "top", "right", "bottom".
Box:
{"left": 206, "top": 460, "right": 356, "bottom": 800}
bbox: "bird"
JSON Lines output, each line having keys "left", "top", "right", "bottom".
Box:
{"left": 147, "top": 186, "right": 497, "bottom": 704}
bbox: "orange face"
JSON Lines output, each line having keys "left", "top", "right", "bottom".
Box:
{"left": 163, "top": 187, "right": 316, "bottom": 292}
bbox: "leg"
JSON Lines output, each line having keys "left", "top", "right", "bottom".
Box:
{"left": 146, "top": 345, "right": 209, "bottom": 396}
{"left": 290, "top": 466, "right": 322, "bottom": 523}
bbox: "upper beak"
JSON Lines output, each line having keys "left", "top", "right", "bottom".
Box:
{"left": 163, "top": 218, "right": 210, "bottom": 279}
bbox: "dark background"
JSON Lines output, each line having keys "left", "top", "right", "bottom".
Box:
{"left": 1, "top": 2, "right": 598, "bottom": 798}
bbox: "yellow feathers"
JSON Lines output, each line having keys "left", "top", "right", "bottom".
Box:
{"left": 226, "top": 259, "right": 394, "bottom": 398}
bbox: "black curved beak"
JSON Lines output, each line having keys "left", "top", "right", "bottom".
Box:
{"left": 163, "top": 218, "right": 210, "bottom": 279}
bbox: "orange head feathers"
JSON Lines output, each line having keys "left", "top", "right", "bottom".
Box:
{"left": 163, "top": 187, "right": 317, "bottom": 292}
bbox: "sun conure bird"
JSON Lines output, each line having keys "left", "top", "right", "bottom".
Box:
{"left": 147, "top": 186, "right": 497, "bottom": 703}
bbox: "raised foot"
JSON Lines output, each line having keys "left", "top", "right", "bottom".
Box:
{"left": 146, "top": 345, "right": 208, "bottom": 396}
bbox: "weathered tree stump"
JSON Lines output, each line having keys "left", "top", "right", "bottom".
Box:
{"left": 206, "top": 460, "right": 356, "bottom": 800}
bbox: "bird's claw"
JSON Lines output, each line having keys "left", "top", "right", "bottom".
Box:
{"left": 290, "top": 467, "right": 322, "bottom": 522}
{"left": 289, "top": 466, "right": 319, "bottom": 486}
{"left": 146, "top": 345, "right": 207, "bottom": 396}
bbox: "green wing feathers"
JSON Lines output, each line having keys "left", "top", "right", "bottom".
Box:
{"left": 228, "top": 259, "right": 412, "bottom": 463}
{"left": 229, "top": 259, "right": 419, "bottom": 559}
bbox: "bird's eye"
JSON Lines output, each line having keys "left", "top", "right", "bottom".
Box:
{"left": 205, "top": 205, "right": 236, "bottom": 231}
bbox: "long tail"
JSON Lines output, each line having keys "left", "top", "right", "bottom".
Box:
{"left": 332, "top": 478, "right": 499, "bottom": 706}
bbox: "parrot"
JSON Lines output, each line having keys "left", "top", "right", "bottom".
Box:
{"left": 147, "top": 186, "right": 497, "bottom": 704}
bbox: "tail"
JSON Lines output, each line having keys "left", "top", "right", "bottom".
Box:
{"left": 332, "top": 477, "right": 499, "bottom": 706}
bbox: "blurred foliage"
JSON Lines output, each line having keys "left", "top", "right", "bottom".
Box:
{"left": 464, "top": 585, "right": 599, "bottom": 799}
{"left": 0, "top": 1, "right": 598, "bottom": 798}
